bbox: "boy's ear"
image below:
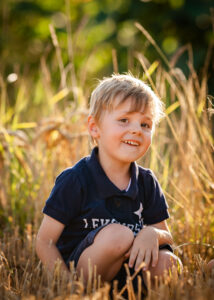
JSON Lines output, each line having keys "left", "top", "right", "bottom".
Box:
{"left": 88, "top": 115, "right": 100, "bottom": 139}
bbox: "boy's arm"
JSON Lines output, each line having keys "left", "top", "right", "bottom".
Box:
{"left": 36, "top": 214, "right": 69, "bottom": 274}
{"left": 128, "top": 220, "right": 173, "bottom": 271}
{"left": 149, "top": 220, "right": 173, "bottom": 245}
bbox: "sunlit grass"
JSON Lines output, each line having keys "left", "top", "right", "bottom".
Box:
{"left": 0, "top": 22, "right": 213, "bottom": 299}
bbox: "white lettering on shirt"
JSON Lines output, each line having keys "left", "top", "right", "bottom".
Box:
{"left": 83, "top": 218, "right": 88, "bottom": 228}
{"left": 100, "top": 219, "right": 111, "bottom": 226}
{"left": 126, "top": 224, "right": 134, "bottom": 231}
{"left": 111, "top": 219, "right": 118, "bottom": 224}
{"left": 82, "top": 218, "right": 143, "bottom": 235}
{"left": 92, "top": 218, "right": 100, "bottom": 228}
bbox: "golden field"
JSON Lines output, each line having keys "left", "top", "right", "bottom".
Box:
{"left": 0, "top": 24, "right": 213, "bottom": 299}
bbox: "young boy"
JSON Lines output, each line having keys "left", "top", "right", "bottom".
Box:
{"left": 36, "top": 74, "right": 181, "bottom": 288}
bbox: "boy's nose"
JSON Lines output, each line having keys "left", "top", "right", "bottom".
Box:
{"left": 129, "top": 123, "right": 141, "bottom": 135}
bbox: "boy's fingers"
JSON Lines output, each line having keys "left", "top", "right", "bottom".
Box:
{"left": 134, "top": 250, "right": 145, "bottom": 271}
{"left": 128, "top": 248, "right": 138, "bottom": 268}
{"left": 143, "top": 250, "right": 151, "bottom": 271}
{"left": 151, "top": 248, "right": 158, "bottom": 267}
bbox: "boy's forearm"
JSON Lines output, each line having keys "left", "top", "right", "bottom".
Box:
{"left": 140, "top": 225, "right": 173, "bottom": 246}
{"left": 36, "top": 239, "right": 69, "bottom": 274}
{"left": 149, "top": 226, "right": 173, "bottom": 245}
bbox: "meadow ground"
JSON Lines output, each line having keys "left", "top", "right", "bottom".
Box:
{"left": 0, "top": 28, "right": 213, "bottom": 299}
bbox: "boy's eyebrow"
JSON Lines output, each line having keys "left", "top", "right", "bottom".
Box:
{"left": 119, "top": 110, "right": 153, "bottom": 120}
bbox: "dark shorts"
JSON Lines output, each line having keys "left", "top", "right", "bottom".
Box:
{"left": 66, "top": 225, "right": 107, "bottom": 268}
{"left": 65, "top": 225, "right": 173, "bottom": 294}
{"left": 66, "top": 225, "right": 173, "bottom": 297}
{"left": 66, "top": 225, "right": 173, "bottom": 267}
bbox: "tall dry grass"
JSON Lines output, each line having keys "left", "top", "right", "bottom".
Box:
{"left": 0, "top": 22, "right": 213, "bottom": 299}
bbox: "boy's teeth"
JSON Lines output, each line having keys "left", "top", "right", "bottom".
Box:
{"left": 124, "top": 140, "right": 139, "bottom": 146}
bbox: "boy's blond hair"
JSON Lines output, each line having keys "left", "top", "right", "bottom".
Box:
{"left": 89, "top": 73, "right": 165, "bottom": 124}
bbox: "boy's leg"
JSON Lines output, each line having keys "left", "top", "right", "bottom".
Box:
{"left": 143, "top": 249, "right": 182, "bottom": 284}
{"left": 77, "top": 223, "right": 134, "bottom": 282}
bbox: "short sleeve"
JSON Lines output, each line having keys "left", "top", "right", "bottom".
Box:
{"left": 140, "top": 169, "right": 169, "bottom": 225}
{"left": 43, "top": 168, "right": 82, "bottom": 225}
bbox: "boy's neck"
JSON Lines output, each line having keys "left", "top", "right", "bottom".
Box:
{"left": 97, "top": 150, "right": 131, "bottom": 191}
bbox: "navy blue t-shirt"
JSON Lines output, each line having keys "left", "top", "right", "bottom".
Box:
{"left": 43, "top": 147, "right": 169, "bottom": 262}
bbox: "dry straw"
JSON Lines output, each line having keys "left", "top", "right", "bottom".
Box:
{"left": 0, "top": 17, "right": 213, "bottom": 299}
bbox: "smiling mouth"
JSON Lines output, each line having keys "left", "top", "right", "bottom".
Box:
{"left": 123, "top": 140, "right": 140, "bottom": 146}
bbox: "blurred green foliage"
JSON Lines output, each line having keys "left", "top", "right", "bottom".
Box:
{"left": 0, "top": 0, "right": 213, "bottom": 96}
{"left": 0, "top": 0, "right": 213, "bottom": 237}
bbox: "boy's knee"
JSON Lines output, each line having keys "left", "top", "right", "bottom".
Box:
{"left": 96, "top": 223, "right": 134, "bottom": 255}
{"left": 158, "top": 250, "right": 182, "bottom": 272}
{"left": 148, "top": 250, "right": 182, "bottom": 279}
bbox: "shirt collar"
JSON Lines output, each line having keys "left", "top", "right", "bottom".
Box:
{"left": 86, "top": 147, "right": 139, "bottom": 200}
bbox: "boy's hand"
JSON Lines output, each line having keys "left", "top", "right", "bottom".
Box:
{"left": 128, "top": 226, "right": 159, "bottom": 271}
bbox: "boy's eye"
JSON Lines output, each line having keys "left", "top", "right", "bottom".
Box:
{"left": 119, "top": 118, "right": 128, "bottom": 123}
{"left": 141, "top": 123, "right": 150, "bottom": 128}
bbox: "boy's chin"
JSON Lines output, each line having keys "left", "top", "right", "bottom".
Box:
{"left": 118, "top": 153, "right": 142, "bottom": 163}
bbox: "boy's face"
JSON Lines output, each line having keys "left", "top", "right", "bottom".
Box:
{"left": 88, "top": 97, "right": 154, "bottom": 167}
